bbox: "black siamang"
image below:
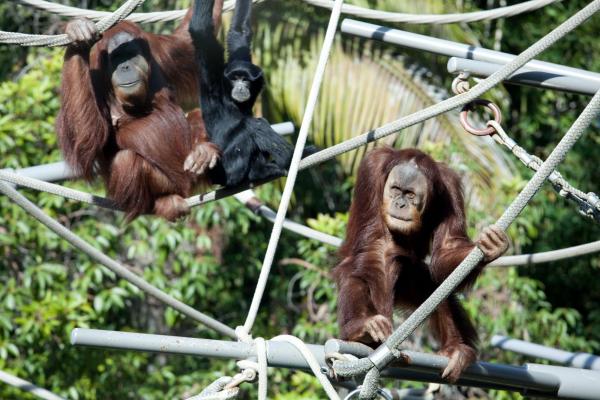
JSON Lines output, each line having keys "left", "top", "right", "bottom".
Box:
{"left": 190, "top": 0, "right": 305, "bottom": 187}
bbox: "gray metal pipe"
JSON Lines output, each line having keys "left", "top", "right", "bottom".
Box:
{"left": 447, "top": 58, "right": 599, "bottom": 95}
{"left": 324, "top": 339, "right": 559, "bottom": 394}
{"left": 12, "top": 161, "right": 75, "bottom": 182}
{"left": 0, "top": 370, "right": 65, "bottom": 400}
{"left": 271, "top": 121, "right": 295, "bottom": 136}
{"left": 527, "top": 364, "right": 600, "bottom": 400}
{"left": 8, "top": 122, "right": 295, "bottom": 183}
{"left": 71, "top": 328, "right": 326, "bottom": 371}
{"left": 341, "top": 19, "right": 600, "bottom": 89}
{"left": 492, "top": 335, "right": 600, "bottom": 371}
{"left": 71, "top": 328, "right": 600, "bottom": 398}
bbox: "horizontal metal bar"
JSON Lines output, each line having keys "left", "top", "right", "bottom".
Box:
{"left": 324, "top": 339, "right": 559, "bottom": 394}
{"left": 7, "top": 121, "right": 295, "bottom": 183}
{"left": 492, "top": 335, "right": 600, "bottom": 370}
{"left": 71, "top": 328, "right": 325, "bottom": 371}
{"left": 489, "top": 240, "right": 600, "bottom": 267}
{"left": 0, "top": 370, "right": 65, "bottom": 400}
{"left": 8, "top": 163, "right": 600, "bottom": 266}
{"left": 341, "top": 19, "right": 600, "bottom": 90}
{"left": 71, "top": 328, "right": 600, "bottom": 398}
{"left": 12, "top": 161, "right": 75, "bottom": 182}
{"left": 527, "top": 364, "right": 600, "bottom": 399}
{"left": 447, "top": 58, "right": 598, "bottom": 95}
{"left": 270, "top": 121, "right": 295, "bottom": 136}
{"left": 233, "top": 189, "right": 343, "bottom": 247}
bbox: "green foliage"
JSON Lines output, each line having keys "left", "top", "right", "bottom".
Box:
{"left": 0, "top": 1, "right": 599, "bottom": 399}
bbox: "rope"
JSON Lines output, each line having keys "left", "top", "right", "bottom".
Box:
{"left": 299, "top": 0, "right": 600, "bottom": 170}
{"left": 304, "top": 0, "right": 561, "bottom": 24}
{"left": 6, "top": 168, "right": 598, "bottom": 267}
{"left": 13, "top": 0, "right": 252, "bottom": 25}
{"left": 12, "top": 0, "right": 560, "bottom": 25}
{"left": 0, "top": 0, "right": 145, "bottom": 46}
{"left": 234, "top": 190, "right": 342, "bottom": 247}
{"left": 0, "top": 170, "right": 120, "bottom": 209}
{"left": 0, "top": 370, "right": 65, "bottom": 400}
{"left": 0, "top": 181, "right": 236, "bottom": 339}
{"left": 489, "top": 240, "right": 600, "bottom": 267}
{"left": 487, "top": 120, "right": 600, "bottom": 222}
{"left": 3, "top": 0, "right": 595, "bottom": 210}
{"left": 233, "top": 187, "right": 600, "bottom": 266}
{"left": 185, "top": 377, "right": 239, "bottom": 400}
{"left": 239, "top": 0, "right": 344, "bottom": 335}
{"left": 336, "top": 86, "right": 600, "bottom": 398}
{"left": 182, "top": 0, "right": 600, "bottom": 210}
{"left": 272, "top": 335, "right": 340, "bottom": 400}
{"left": 452, "top": 73, "right": 600, "bottom": 223}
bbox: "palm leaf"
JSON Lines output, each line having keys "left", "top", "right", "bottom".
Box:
{"left": 252, "top": 1, "right": 515, "bottom": 210}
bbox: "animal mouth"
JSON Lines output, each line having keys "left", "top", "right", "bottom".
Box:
{"left": 388, "top": 212, "right": 411, "bottom": 222}
{"left": 119, "top": 80, "right": 140, "bottom": 88}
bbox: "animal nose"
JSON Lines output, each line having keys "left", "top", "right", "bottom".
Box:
{"left": 395, "top": 198, "right": 407, "bottom": 208}
{"left": 121, "top": 64, "right": 130, "bottom": 71}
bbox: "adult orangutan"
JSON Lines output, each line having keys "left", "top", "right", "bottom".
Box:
{"left": 333, "top": 147, "right": 509, "bottom": 382}
{"left": 56, "top": 3, "right": 223, "bottom": 221}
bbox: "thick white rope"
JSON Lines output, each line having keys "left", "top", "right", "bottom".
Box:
{"left": 489, "top": 240, "right": 600, "bottom": 267}
{"left": 185, "top": 377, "right": 239, "bottom": 400}
{"left": 0, "top": 0, "right": 146, "bottom": 46}
{"left": 1, "top": 0, "right": 592, "bottom": 210}
{"left": 337, "top": 86, "right": 600, "bottom": 397}
{"left": 304, "top": 0, "right": 561, "bottom": 24}
{"left": 0, "top": 170, "right": 120, "bottom": 209}
{"left": 4, "top": 168, "right": 598, "bottom": 266}
{"left": 272, "top": 335, "right": 340, "bottom": 400}
{"left": 331, "top": 2, "right": 600, "bottom": 393}
{"left": 0, "top": 370, "right": 65, "bottom": 400}
{"left": 12, "top": 0, "right": 559, "bottom": 25}
{"left": 486, "top": 120, "right": 600, "bottom": 222}
{"left": 240, "top": 0, "right": 344, "bottom": 335}
{"left": 234, "top": 189, "right": 343, "bottom": 247}
{"left": 13, "top": 0, "right": 251, "bottom": 24}
{"left": 179, "top": 0, "right": 600, "bottom": 210}
{"left": 0, "top": 181, "right": 237, "bottom": 339}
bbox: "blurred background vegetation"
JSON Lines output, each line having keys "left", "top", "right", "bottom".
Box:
{"left": 0, "top": 0, "right": 599, "bottom": 398}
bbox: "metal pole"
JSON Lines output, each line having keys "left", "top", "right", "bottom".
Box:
{"left": 270, "top": 121, "right": 295, "bottom": 136}
{"left": 71, "top": 328, "right": 600, "bottom": 398}
{"left": 527, "top": 364, "right": 600, "bottom": 399}
{"left": 7, "top": 121, "right": 295, "bottom": 183}
{"left": 0, "top": 370, "right": 65, "bottom": 400}
{"left": 447, "top": 58, "right": 599, "bottom": 95}
{"left": 71, "top": 328, "right": 325, "bottom": 371}
{"left": 13, "top": 161, "right": 76, "bottom": 182}
{"left": 324, "top": 339, "right": 559, "bottom": 393}
{"left": 341, "top": 19, "right": 600, "bottom": 89}
{"left": 492, "top": 335, "right": 600, "bottom": 370}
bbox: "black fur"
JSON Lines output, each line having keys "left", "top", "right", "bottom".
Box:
{"left": 190, "top": 0, "right": 306, "bottom": 187}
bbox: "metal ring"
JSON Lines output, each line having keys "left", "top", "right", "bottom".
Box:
{"left": 344, "top": 387, "right": 393, "bottom": 400}
{"left": 459, "top": 99, "right": 502, "bottom": 136}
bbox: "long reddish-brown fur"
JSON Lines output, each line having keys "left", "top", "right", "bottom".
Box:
{"left": 55, "top": 3, "right": 223, "bottom": 220}
{"left": 333, "top": 147, "right": 482, "bottom": 359}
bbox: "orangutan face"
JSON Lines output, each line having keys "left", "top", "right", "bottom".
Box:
{"left": 382, "top": 160, "right": 428, "bottom": 235}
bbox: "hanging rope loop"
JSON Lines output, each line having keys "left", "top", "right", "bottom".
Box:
{"left": 451, "top": 73, "right": 471, "bottom": 94}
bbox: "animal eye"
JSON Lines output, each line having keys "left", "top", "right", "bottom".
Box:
{"left": 406, "top": 192, "right": 416, "bottom": 200}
